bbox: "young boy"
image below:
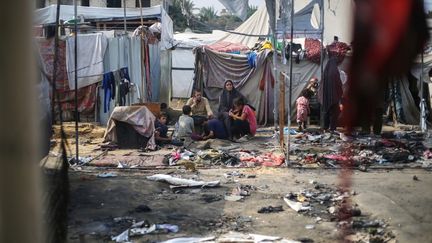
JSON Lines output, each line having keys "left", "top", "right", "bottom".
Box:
{"left": 155, "top": 112, "right": 183, "bottom": 146}
{"left": 174, "top": 105, "right": 194, "bottom": 139}
{"left": 155, "top": 112, "right": 171, "bottom": 145}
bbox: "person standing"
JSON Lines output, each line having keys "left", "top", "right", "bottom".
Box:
{"left": 318, "top": 57, "right": 343, "bottom": 132}
{"left": 296, "top": 89, "right": 312, "bottom": 131}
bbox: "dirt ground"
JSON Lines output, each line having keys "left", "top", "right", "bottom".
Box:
{"left": 66, "top": 168, "right": 432, "bottom": 243}
{"left": 46, "top": 123, "right": 432, "bottom": 242}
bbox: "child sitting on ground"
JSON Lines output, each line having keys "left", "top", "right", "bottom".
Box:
{"left": 155, "top": 112, "right": 183, "bottom": 146}
{"left": 296, "top": 89, "right": 313, "bottom": 131}
{"left": 174, "top": 105, "right": 194, "bottom": 139}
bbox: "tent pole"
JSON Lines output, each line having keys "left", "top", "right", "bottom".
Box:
{"left": 74, "top": 0, "right": 79, "bottom": 162}
{"left": 279, "top": 73, "right": 285, "bottom": 147}
{"left": 138, "top": 0, "right": 145, "bottom": 103}
{"left": 286, "top": 0, "right": 294, "bottom": 167}
{"left": 421, "top": 51, "right": 426, "bottom": 132}
{"left": 123, "top": 0, "right": 127, "bottom": 35}
{"left": 319, "top": 0, "right": 325, "bottom": 129}
{"left": 279, "top": 0, "right": 287, "bottom": 148}
{"left": 272, "top": 2, "right": 278, "bottom": 132}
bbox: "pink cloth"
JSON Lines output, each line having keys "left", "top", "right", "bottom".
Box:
{"left": 296, "top": 96, "right": 310, "bottom": 122}
{"left": 243, "top": 105, "right": 257, "bottom": 135}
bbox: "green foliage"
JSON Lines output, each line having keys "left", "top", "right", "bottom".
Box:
{"left": 168, "top": 0, "right": 195, "bottom": 32}
{"left": 168, "top": 2, "right": 258, "bottom": 33}
{"left": 199, "top": 6, "right": 218, "bottom": 22}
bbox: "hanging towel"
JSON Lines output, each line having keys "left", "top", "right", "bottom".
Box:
{"left": 66, "top": 33, "right": 108, "bottom": 90}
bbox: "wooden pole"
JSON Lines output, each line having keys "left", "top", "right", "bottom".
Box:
{"left": 0, "top": 0, "right": 43, "bottom": 242}
{"left": 279, "top": 72, "right": 286, "bottom": 147}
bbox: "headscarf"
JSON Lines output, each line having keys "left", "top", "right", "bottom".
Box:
{"left": 318, "top": 57, "right": 343, "bottom": 112}
{"left": 218, "top": 80, "right": 246, "bottom": 112}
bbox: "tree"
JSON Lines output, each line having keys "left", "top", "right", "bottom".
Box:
{"left": 247, "top": 5, "right": 258, "bottom": 19}
{"left": 168, "top": 0, "right": 195, "bottom": 32}
{"left": 199, "top": 6, "right": 218, "bottom": 22}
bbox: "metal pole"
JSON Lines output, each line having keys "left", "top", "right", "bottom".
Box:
{"left": 74, "top": 0, "right": 79, "bottom": 162}
{"left": 272, "top": 2, "right": 278, "bottom": 131}
{"left": 319, "top": 0, "right": 325, "bottom": 129}
{"left": 421, "top": 52, "right": 426, "bottom": 132}
{"left": 123, "top": 0, "right": 127, "bottom": 35}
{"left": 286, "top": 0, "right": 294, "bottom": 167}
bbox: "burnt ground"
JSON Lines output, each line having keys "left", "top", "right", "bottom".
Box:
{"left": 66, "top": 168, "right": 432, "bottom": 243}
{"left": 45, "top": 123, "right": 432, "bottom": 242}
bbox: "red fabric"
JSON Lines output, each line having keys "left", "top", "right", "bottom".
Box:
{"left": 37, "top": 38, "right": 97, "bottom": 113}
{"left": 296, "top": 96, "right": 309, "bottom": 122}
{"left": 305, "top": 38, "right": 322, "bottom": 64}
{"left": 326, "top": 41, "right": 350, "bottom": 64}
{"left": 239, "top": 152, "right": 285, "bottom": 167}
{"left": 323, "top": 154, "right": 350, "bottom": 161}
{"left": 206, "top": 41, "right": 249, "bottom": 53}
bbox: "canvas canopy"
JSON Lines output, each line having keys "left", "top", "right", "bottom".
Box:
{"left": 218, "top": 0, "right": 354, "bottom": 48}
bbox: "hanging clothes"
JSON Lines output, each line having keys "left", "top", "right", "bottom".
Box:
{"left": 247, "top": 51, "right": 257, "bottom": 68}
{"left": 102, "top": 72, "right": 115, "bottom": 113}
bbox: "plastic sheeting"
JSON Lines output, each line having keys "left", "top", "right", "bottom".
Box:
{"left": 103, "top": 106, "right": 156, "bottom": 150}
{"left": 100, "top": 37, "right": 134, "bottom": 125}
{"left": 159, "top": 50, "right": 172, "bottom": 104}
{"left": 194, "top": 47, "right": 275, "bottom": 124}
{"left": 149, "top": 42, "right": 161, "bottom": 101}
{"left": 172, "top": 49, "right": 195, "bottom": 98}
{"left": 220, "top": 0, "right": 354, "bottom": 48}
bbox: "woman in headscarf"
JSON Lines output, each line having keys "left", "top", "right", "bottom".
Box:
{"left": 318, "top": 57, "right": 343, "bottom": 132}
{"left": 218, "top": 80, "right": 246, "bottom": 112}
{"left": 217, "top": 80, "right": 247, "bottom": 140}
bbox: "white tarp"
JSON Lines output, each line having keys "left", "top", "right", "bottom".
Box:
{"left": 172, "top": 49, "right": 195, "bottom": 98}
{"left": 66, "top": 33, "right": 108, "bottom": 89}
{"left": 219, "top": 0, "right": 354, "bottom": 48}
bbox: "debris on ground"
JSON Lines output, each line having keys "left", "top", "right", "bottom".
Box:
{"left": 97, "top": 172, "right": 117, "bottom": 178}
{"left": 111, "top": 221, "right": 179, "bottom": 242}
{"left": 146, "top": 174, "right": 220, "bottom": 188}
{"left": 258, "top": 205, "right": 284, "bottom": 214}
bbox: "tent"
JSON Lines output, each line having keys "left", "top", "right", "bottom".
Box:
{"left": 193, "top": 44, "right": 351, "bottom": 125}
{"left": 35, "top": 5, "right": 174, "bottom": 125}
{"left": 217, "top": 0, "right": 354, "bottom": 48}
{"left": 170, "top": 31, "right": 227, "bottom": 99}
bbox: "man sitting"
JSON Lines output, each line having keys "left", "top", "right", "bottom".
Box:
{"left": 186, "top": 89, "right": 214, "bottom": 128}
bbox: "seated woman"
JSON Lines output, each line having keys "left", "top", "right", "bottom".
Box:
{"left": 218, "top": 80, "right": 247, "bottom": 140}
{"left": 229, "top": 97, "right": 257, "bottom": 139}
